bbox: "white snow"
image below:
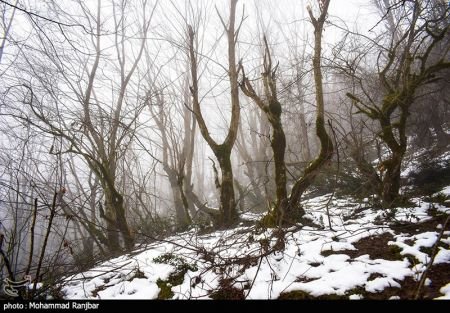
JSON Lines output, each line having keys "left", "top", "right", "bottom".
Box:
{"left": 434, "top": 249, "right": 450, "bottom": 264}
{"left": 365, "top": 277, "right": 401, "bottom": 293}
{"left": 60, "top": 187, "right": 450, "bottom": 300}
{"left": 436, "top": 283, "right": 450, "bottom": 300}
{"left": 439, "top": 186, "right": 450, "bottom": 196}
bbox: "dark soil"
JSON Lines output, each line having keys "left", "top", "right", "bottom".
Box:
{"left": 321, "top": 233, "right": 398, "bottom": 260}
{"left": 210, "top": 278, "right": 246, "bottom": 300}
{"left": 390, "top": 214, "right": 449, "bottom": 234}
{"left": 287, "top": 213, "right": 450, "bottom": 299}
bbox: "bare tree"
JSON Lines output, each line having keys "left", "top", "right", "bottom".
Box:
{"left": 237, "top": 1, "right": 334, "bottom": 226}
{"left": 0, "top": 118, "right": 77, "bottom": 298}
{"left": 5, "top": 0, "right": 158, "bottom": 252}
{"left": 147, "top": 83, "right": 193, "bottom": 230}
{"left": 240, "top": 37, "right": 289, "bottom": 224}
{"left": 345, "top": 0, "right": 450, "bottom": 207}
{"left": 287, "top": 0, "right": 334, "bottom": 219}
{"left": 187, "top": 0, "right": 242, "bottom": 227}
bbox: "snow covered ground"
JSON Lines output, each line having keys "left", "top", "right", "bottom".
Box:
{"left": 60, "top": 186, "right": 450, "bottom": 300}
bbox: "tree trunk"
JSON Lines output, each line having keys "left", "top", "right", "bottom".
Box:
{"left": 239, "top": 37, "right": 289, "bottom": 224}
{"left": 183, "top": 100, "right": 198, "bottom": 218}
{"left": 103, "top": 191, "right": 120, "bottom": 253}
{"left": 104, "top": 187, "right": 134, "bottom": 252}
{"left": 187, "top": 0, "right": 240, "bottom": 228}
{"left": 168, "top": 174, "right": 187, "bottom": 228}
{"left": 166, "top": 168, "right": 191, "bottom": 231}
{"left": 288, "top": 122, "right": 334, "bottom": 208}
{"left": 268, "top": 104, "right": 288, "bottom": 215}
{"left": 114, "top": 194, "right": 134, "bottom": 250}
{"left": 178, "top": 176, "right": 193, "bottom": 227}
{"left": 381, "top": 149, "right": 404, "bottom": 207}
{"left": 286, "top": 1, "right": 334, "bottom": 221}
{"left": 216, "top": 147, "right": 238, "bottom": 227}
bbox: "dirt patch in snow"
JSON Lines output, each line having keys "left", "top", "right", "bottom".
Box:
{"left": 321, "top": 233, "right": 399, "bottom": 260}
{"left": 391, "top": 214, "right": 449, "bottom": 235}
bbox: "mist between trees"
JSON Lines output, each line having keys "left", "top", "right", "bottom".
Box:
{"left": 0, "top": 0, "right": 448, "bottom": 299}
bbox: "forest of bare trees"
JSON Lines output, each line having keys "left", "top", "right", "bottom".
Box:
{"left": 0, "top": 0, "right": 449, "bottom": 300}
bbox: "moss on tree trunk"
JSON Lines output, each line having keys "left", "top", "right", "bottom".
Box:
{"left": 285, "top": 2, "right": 334, "bottom": 224}
{"left": 104, "top": 187, "right": 134, "bottom": 252}
{"left": 215, "top": 146, "right": 238, "bottom": 228}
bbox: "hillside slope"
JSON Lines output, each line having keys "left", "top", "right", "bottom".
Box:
{"left": 60, "top": 186, "right": 450, "bottom": 300}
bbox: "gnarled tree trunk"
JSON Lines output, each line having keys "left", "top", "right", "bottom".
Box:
{"left": 285, "top": 0, "right": 334, "bottom": 222}
{"left": 240, "top": 36, "right": 288, "bottom": 224}
{"left": 187, "top": 0, "right": 241, "bottom": 228}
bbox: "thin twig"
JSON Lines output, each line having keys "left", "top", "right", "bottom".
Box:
{"left": 414, "top": 215, "right": 449, "bottom": 299}
{"left": 25, "top": 198, "right": 38, "bottom": 276}
{"left": 32, "top": 191, "right": 58, "bottom": 297}
{"left": 0, "top": 234, "right": 15, "bottom": 281}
